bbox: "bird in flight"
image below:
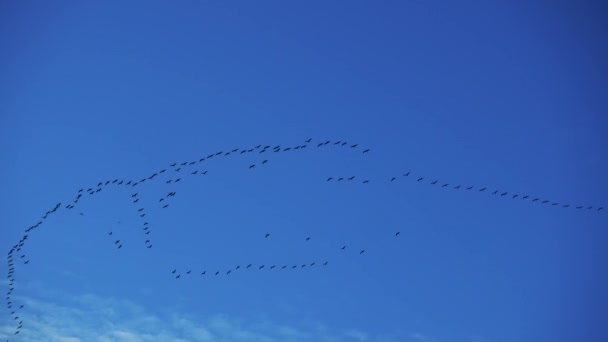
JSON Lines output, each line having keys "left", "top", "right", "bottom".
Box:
{"left": 265, "top": 233, "right": 270, "bottom": 238}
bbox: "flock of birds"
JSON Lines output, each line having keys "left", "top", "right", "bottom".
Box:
{"left": 3, "top": 137, "right": 603, "bottom": 340}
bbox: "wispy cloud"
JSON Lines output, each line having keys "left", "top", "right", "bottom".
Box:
{"left": 0, "top": 291, "right": 406, "bottom": 342}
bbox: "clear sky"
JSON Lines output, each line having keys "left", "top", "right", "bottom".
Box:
{"left": 1, "top": 1, "right": 607, "bottom": 341}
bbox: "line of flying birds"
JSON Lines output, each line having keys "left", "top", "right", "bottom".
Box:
{"left": 3, "top": 137, "right": 603, "bottom": 340}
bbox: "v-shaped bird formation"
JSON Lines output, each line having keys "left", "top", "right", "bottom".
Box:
{"left": 3, "top": 137, "right": 603, "bottom": 340}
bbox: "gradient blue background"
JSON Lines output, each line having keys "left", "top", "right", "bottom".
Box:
{"left": 1, "top": 1, "right": 607, "bottom": 341}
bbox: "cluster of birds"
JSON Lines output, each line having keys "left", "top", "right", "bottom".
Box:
{"left": 3, "top": 137, "right": 602, "bottom": 340}
{"left": 326, "top": 171, "right": 604, "bottom": 211}
{"left": 168, "top": 231, "right": 398, "bottom": 280}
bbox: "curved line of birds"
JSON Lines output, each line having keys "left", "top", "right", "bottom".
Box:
{"left": 3, "top": 137, "right": 603, "bottom": 340}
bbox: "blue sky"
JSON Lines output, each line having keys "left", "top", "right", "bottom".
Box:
{"left": 1, "top": 1, "right": 607, "bottom": 341}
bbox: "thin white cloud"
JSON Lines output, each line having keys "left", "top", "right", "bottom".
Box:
{"left": 1, "top": 291, "right": 407, "bottom": 342}
{"left": 344, "top": 329, "right": 368, "bottom": 341}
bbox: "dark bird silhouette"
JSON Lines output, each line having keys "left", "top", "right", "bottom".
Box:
{"left": 227, "top": 270, "right": 231, "bottom": 275}
{"left": 598, "top": 207, "right": 604, "bottom": 211}
{"left": 249, "top": 164, "right": 255, "bottom": 169}
{"left": 262, "top": 160, "right": 268, "bottom": 164}
{"left": 176, "top": 274, "right": 180, "bottom": 279}
{"left": 108, "top": 232, "right": 112, "bottom": 235}
{"left": 118, "top": 244, "right": 122, "bottom": 249}
{"left": 175, "top": 178, "right": 181, "bottom": 182}
{"left": 362, "top": 149, "right": 370, "bottom": 153}
{"left": 265, "top": 233, "right": 270, "bottom": 238}
{"left": 501, "top": 192, "right": 508, "bottom": 197}
{"left": 351, "top": 144, "right": 358, "bottom": 148}
{"left": 259, "top": 265, "right": 264, "bottom": 269}
{"left": 417, "top": 177, "right": 424, "bottom": 182}
{"left": 403, "top": 171, "right": 410, "bottom": 176}
{"left": 305, "top": 138, "right": 312, "bottom": 143}
{"left": 323, "top": 261, "right": 328, "bottom": 266}
{"left": 115, "top": 240, "right": 120, "bottom": 245}
{"left": 201, "top": 271, "right": 206, "bottom": 275}
{"left": 247, "top": 264, "right": 252, "bottom": 268}
{"left": 163, "top": 204, "right": 169, "bottom": 208}
{"left": 134, "top": 199, "right": 139, "bottom": 203}
{"left": 348, "top": 176, "right": 355, "bottom": 180}
{"left": 576, "top": 206, "right": 583, "bottom": 209}
{"left": 138, "top": 208, "right": 144, "bottom": 212}
{"left": 532, "top": 198, "right": 540, "bottom": 202}
{"left": 542, "top": 200, "right": 549, "bottom": 204}
{"left": 360, "top": 250, "right": 365, "bottom": 254}
{"left": 431, "top": 180, "right": 438, "bottom": 185}
{"left": 305, "top": 237, "right": 311, "bottom": 241}
{"left": 147, "top": 245, "right": 152, "bottom": 248}
{"left": 132, "top": 193, "right": 138, "bottom": 197}
{"left": 466, "top": 186, "right": 473, "bottom": 190}
{"left": 395, "top": 232, "right": 400, "bottom": 237}
{"left": 522, "top": 195, "right": 529, "bottom": 199}
{"left": 187, "top": 270, "right": 191, "bottom": 274}
{"left": 551, "top": 202, "right": 559, "bottom": 206}
{"left": 236, "top": 266, "right": 240, "bottom": 270}
{"left": 479, "top": 187, "right": 486, "bottom": 192}
{"left": 512, "top": 195, "right": 518, "bottom": 199}
{"left": 338, "top": 177, "right": 344, "bottom": 181}
{"left": 172, "top": 270, "right": 177, "bottom": 275}
{"left": 170, "top": 163, "right": 177, "bottom": 167}
{"left": 391, "top": 177, "right": 396, "bottom": 182}
{"left": 442, "top": 183, "right": 449, "bottom": 187}
{"left": 362, "top": 180, "right": 370, "bottom": 183}
{"left": 341, "top": 245, "right": 346, "bottom": 250}
{"left": 192, "top": 171, "right": 198, "bottom": 175}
